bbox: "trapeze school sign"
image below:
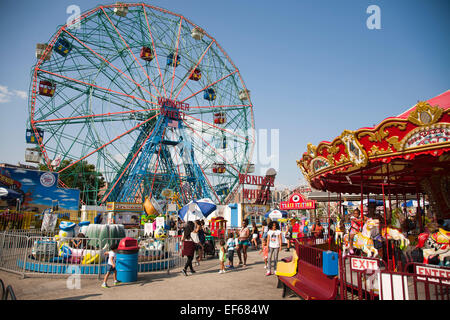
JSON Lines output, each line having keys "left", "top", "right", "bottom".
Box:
{"left": 280, "top": 193, "right": 316, "bottom": 210}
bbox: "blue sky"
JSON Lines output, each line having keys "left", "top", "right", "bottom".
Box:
{"left": 0, "top": 0, "right": 449, "bottom": 189}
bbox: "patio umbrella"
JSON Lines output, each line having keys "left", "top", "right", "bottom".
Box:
{"left": 264, "top": 209, "right": 288, "bottom": 220}
{"left": 0, "top": 187, "right": 22, "bottom": 200}
{"left": 178, "top": 198, "right": 217, "bottom": 222}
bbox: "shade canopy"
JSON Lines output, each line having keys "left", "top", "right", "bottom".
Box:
{"left": 297, "top": 91, "right": 450, "bottom": 218}
{"left": 178, "top": 198, "right": 217, "bottom": 222}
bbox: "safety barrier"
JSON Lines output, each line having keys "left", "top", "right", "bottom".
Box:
{"left": 337, "top": 254, "right": 449, "bottom": 300}
{"left": 280, "top": 239, "right": 450, "bottom": 301}
{"left": 0, "top": 230, "right": 185, "bottom": 278}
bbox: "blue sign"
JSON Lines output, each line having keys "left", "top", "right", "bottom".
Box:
{"left": 0, "top": 167, "right": 79, "bottom": 212}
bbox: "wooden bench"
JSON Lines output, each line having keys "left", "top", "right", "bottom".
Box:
{"left": 277, "top": 260, "right": 338, "bottom": 300}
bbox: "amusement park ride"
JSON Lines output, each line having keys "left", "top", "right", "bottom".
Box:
{"left": 25, "top": 2, "right": 256, "bottom": 209}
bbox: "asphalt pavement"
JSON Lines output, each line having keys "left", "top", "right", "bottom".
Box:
{"left": 0, "top": 247, "right": 298, "bottom": 300}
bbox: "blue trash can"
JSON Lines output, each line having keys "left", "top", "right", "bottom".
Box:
{"left": 322, "top": 250, "right": 338, "bottom": 276}
{"left": 116, "top": 237, "right": 139, "bottom": 283}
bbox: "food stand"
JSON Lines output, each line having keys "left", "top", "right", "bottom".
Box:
{"left": 106, "top": 202, "right": 143, "bottom": 235}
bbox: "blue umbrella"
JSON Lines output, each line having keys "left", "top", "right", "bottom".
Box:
{"left": 178, "top": 198, "right": 217, "bottom": 222}
{"left": 0, "top": 187, "right": 22, "bottom": 200}
{"left": 264, "top": 209, "right": 288, "bottom": 220}
{"left": 401, "top": 200, "right": 429, "bottom": 208}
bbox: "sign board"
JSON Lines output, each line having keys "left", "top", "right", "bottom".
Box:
{"left": 156, "top": 216, "right": 165, "bottom": 230}
{"left": 239, "top": 173, "right": 275, "bottom": 186}
{"left": 415, "top": 265, "right": 450, "bottom": 285}
{"left": 280, "top": 193, "right": 315, "bottom": 210}
{"left": 0, "top": 166, "right": 79, "bottom": 213}
{"left": 106, "top": 202, "right": 143, "bottom": 212}
{"left": 350, "top": 257, "right": 379, "bottom": 271}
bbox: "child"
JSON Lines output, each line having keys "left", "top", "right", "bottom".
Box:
{"left": 102, "top": 243, "right": 121, "bottom": 288}
{"left": 226, "top": 232, "right": 236, "bottom": 269}
{"left": 218, "top": 239, "right": 227, "bottom": 274}
{"left": 259, "top": 237, "right": 269, "bottom": 269}
{"left": 349, "top": 208, "right": 366, "bottom": 254}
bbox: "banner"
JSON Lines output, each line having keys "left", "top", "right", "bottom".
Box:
{"left": 0, "top": 167, "right": 79, "bottom": 213}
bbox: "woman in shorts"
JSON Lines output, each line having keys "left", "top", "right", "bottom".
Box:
{"left": 237, "top": 220, "right": 250, "bottom": 267}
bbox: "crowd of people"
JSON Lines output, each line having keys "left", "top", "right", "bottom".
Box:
{"left": 178, "top": 217, "right": 332, "bottom": 277}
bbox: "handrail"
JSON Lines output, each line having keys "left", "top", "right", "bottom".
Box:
{"left": 0, "top": 278, "right": 17, "bottom": 300}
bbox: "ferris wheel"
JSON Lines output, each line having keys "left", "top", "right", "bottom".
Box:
{"left": 27, "top": 2, "right": 255, "bottom": 205}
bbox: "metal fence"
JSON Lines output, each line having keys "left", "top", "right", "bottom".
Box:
{"left": 338, "top": 254, "right": 449, "bottom": 300}
{"left": 0, "top": 230, "right": 185, "bottom": 279}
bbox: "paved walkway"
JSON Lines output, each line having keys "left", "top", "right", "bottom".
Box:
{"left": 0, "top": 249, "right": 298, "bottom": 300}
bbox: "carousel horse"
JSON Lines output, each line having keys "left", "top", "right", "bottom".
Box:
{"left": 343, "top": 218, "right": 380, "bottom": 258}
{"left": 381, "top": 227, "right": 410, "bottom": 250}
{"left": 416, "top": 228, "right": 450, "bottom": 266}
{"left": 335, "top": 218, "right": 346, "bottom": 245}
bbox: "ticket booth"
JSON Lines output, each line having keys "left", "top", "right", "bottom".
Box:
{"left": 106, "top": 202, "right": 143, "bottom": 231}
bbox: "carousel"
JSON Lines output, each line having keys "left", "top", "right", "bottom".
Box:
{"left": 297, "top": 91, "right": 450, "bottom": 267}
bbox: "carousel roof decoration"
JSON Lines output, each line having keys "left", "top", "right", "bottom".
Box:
{"left": 297, "top": 90, "right": 450, "bottom": 195}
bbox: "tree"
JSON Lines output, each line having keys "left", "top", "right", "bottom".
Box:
{"left": 40, "top": 160, "right": 105, "bottom": 205}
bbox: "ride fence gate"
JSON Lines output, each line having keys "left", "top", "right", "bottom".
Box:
{"left": 0, "top": 231, "right": 186, "bottom": 280}
{"left": 290, "top": 238, "right": 449, "bottom": 300}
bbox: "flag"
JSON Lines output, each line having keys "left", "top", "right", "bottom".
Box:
{"left": 168, "top": 119, "right": 179, "bottom": 128}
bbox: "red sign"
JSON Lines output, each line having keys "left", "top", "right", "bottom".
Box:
{"left": 279, "top": 193, "right": 315, "bottom": 210}
{"left": 158, "top": 97, "right": 189, "bottom": 120}
{"left": 416, "top": 265, "right": 450, "bottom": 284}
{"left": 350, "top": 257, "right": 379, "bottom": 271}
{"left": 239, "top": 173, "right": 274, "bottom": 186}
{"left": 243, "top": 189, "right": 270, "bottom": 200}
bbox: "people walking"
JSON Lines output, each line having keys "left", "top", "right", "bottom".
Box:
{"left": 196, "top": 220, "right": 206, "bottom": 263}
{"left": 191, "top": 220, "right": 202, "bottom": 266}
{"left": 181, "top": 221, "right": 196, "bottom": 276}
{"left": 266, "top": 221, "right": 282, "bottom": 276}
{"left": 101, "top": 243, "right": 121, "bottom": 288}
{"left": 251, "top": 222, "right": 259, "bottom": 250}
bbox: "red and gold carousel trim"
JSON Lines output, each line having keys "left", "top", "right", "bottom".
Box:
{"left": 298, "top": 100, "right": 450, "bottom": 186}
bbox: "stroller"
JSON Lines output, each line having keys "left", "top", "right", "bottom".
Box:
{"left": 203, "top": 235, "right": 216, "bottom": 258}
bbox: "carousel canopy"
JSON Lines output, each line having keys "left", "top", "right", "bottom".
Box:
{"left": 297, "top": 91, "right": 450, "bottom": 216}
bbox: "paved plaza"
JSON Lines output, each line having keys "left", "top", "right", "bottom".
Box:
{"left": 0, "top": 249, "right": 297, "bottom": 300}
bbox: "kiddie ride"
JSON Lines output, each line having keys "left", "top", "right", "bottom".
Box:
{"left": 31, "top": 221, "right": 125, "bottom": 265}
{"left": 202, "top": 217, "right": 227, "bottom": 258}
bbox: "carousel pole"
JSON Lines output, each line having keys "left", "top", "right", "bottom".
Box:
{"left": 381, "top": 182, "right": 391, "bottom": 271}
{"left": 387, "top": 164, "right": 395, "bottom": 270}
{"left": 416, "top": 188, "right": 423, "bottom": 233}
{"left": 387, "top": 164, "right": 392, "bottom": 224}
{"left": 422, "top": 192, "right": 427, "bottom": 229}
{"left": 328, "top": 191, "right": 331, "bottom": 250}
{"left": 360, "top": 169, "right": 364, "bottom": 231}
